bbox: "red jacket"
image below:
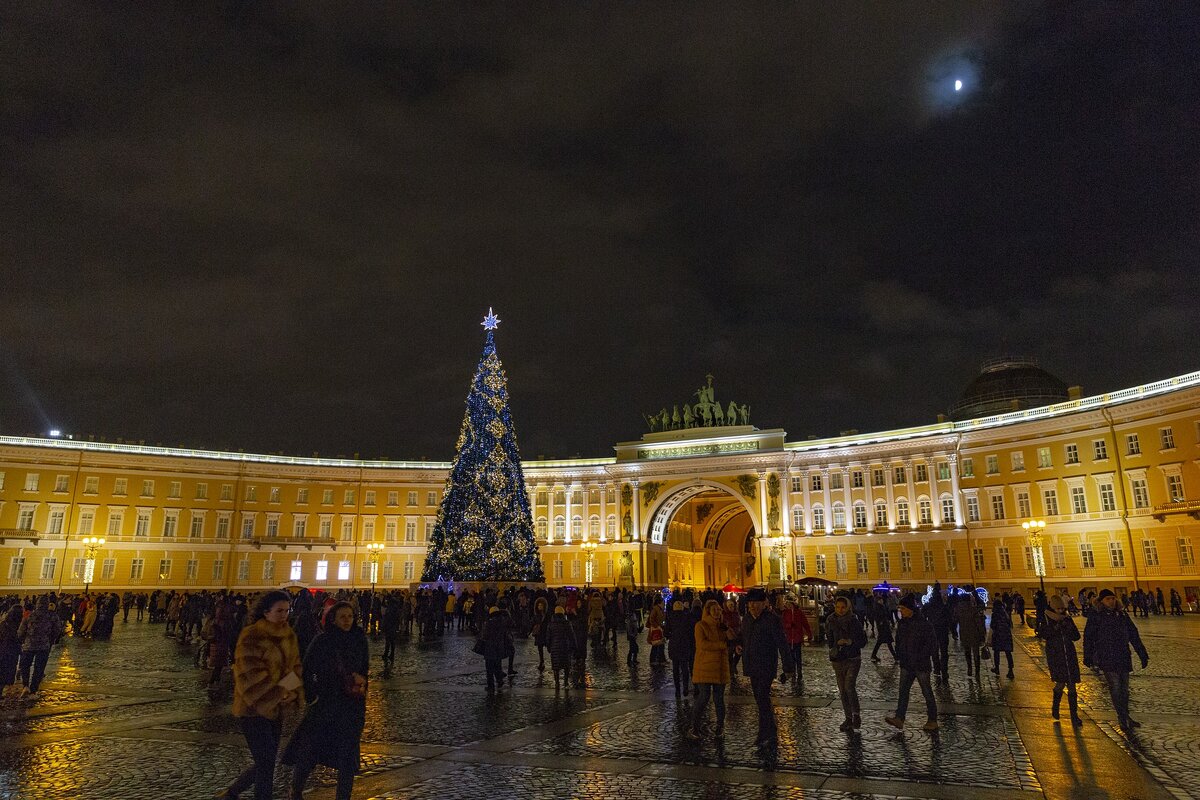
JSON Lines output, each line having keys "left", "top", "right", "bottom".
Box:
{"left": 781, "top": 607, "right": 812, "bottom": 644}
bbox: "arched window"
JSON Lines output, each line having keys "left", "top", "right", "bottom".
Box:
{"left": 812, "top": 505, "right": 825, "bottom": 530}
{"left": 832, "top": 502, "right": 846, "bottom": 530}
{"left": 571, "top": 515, "right": 582, "bottom": 539}
{"left": 853, "top": 502, "right": 867, "bottom": 530}
{"left": 918, "top": 498, "right": 932, "bottom": 524}
{"left": 606, "top": 514, "right": 617, "bottom": 539}
{"left": 589, "top": 515, "right": 600, "bottom": 537}
{"left": 875, "top": 501, "right": 888, "bottom": 527}
{"left": 554, "top": 515, "right": 565, "bottom": 541}
{"left": 536, "top": 518, "right": 548, "bottom": 541}
{"left": 896, "top": 499, "right": 910, "bottom": 525}
{"left": 940, "top": 495, "right": 955, "bottom": 525}
{"left": 792, "top": 506, "right": 804, "bottom": 530}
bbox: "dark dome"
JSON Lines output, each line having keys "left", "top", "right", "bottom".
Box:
{"left": 949, "top": 357, "right": 1069, "bottom": 420}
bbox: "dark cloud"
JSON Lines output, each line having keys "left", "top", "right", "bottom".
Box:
{"left": 1, "top": 2, "right": 1197, "bottom": 458}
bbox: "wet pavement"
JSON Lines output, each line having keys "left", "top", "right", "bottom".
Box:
{"left": 0, "top": 612, "right": 1195, "bottom": 799}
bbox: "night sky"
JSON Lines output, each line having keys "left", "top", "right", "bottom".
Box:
{"left": 2, "top": 3, "right": 1198, "bottom": 460}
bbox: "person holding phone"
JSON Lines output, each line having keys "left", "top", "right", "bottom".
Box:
{"left": 219, "top": 591, "right": 304, "bottom": 800}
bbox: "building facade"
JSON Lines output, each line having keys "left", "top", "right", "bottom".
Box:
{"left": 2, "top": 368, "right": 1198, "bottom": 601}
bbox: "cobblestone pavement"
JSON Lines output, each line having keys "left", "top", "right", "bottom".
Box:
{"left": 0, "top": 614, "right": 1193, "bottom": 799}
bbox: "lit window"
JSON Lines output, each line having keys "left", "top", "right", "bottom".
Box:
{"left": 316, "top": 560, "right": 328, "bottom": 581}
{"left": 290, "top": 560, "right": 303, "bottom": 581}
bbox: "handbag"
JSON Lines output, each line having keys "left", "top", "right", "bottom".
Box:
{"left": 647, "top": 626, "right": 663, "bottom": 646}
{"left": 980, "top": 644, "right": 991, "bottom": 660}
{"left": 472, "top": 638, "right": 486, "bottom": 656}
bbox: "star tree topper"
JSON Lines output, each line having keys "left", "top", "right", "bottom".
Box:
{"left": 481, "top": 307, "right": 501, "bottom": 330}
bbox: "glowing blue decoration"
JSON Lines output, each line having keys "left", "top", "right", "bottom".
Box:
{"left": 481, "top": 307, "right": 501, "bottom": 330}
{"left": 923, "top": 584, "right": 936, "bottom": 605}
{"left": 954, "top": 79, "right": 963, "bottom": 91}
{"left": 976, "top": 586, "right": 990, "bottom": 605}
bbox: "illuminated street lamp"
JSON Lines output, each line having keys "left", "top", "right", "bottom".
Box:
{"left": 365, "top": 542, "right": 385, "bottom": 595}
{"left": 1022, "top": 519, "right": 1047, "bottom": 596}
{"left": 771, "top": 538, "right": 790, "bottom": 585}
{"left": 81, "top": 536, "right": 105, "bottom": 595}
{"left": 580, "top": 540, "right": 598, "bottom": 586}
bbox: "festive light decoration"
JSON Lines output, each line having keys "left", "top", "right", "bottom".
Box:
{"left": 421, "top": 312, "right": 545, "bottom": 583}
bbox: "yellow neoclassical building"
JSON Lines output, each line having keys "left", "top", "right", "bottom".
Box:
{"left": 1, "top": 361, "right": 1198, "bottom": 602}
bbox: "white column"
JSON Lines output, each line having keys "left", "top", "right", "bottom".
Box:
{"left": 884, "top": 463, "right": 897, "bottom": 530}
{"left": 631, "top": 480, "right": 641, "bottom": 541}
{"left": 905, "top": 459, "right": 918, "bottom": 530}
{"left": 599, "top": 481, "right": 608, "bottom": 542}
{"left": 822, "top": 468, "right": 833, "bottom": 534}
{"left": 564, "top": 484, "right": 574, "bottom": 544}
{"left": 757, "top": 471, "right": 769, "bottom": 538}
{"left": 842, "top": 467, "right": 853, "bottom": 533}
{"left": 546, "top": 483, "right": 556, "bottom": 544}
{"left": 864, "top": 464, "right": 876, "bottom": 533}
{"left": 949, "top": 455, "right": 964, "bottom": 527}
{"left": 781, "top": 468, "right": 792, "bottom": 538}
{"left": 928, "top": 456, "right": 943, "bottom": 527}
{"left": 801, "top": 469, "right": 813, "bottom": 535}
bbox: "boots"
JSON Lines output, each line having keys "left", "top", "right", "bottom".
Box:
{"left": 1052, "top": 686, "right": 1063, "bottom": 720}
{"left": 1068, "top": 691, "right": 1083, "bottom": 727}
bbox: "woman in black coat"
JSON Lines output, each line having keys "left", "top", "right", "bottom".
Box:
{"left": 870, "top": 599, "right": 895, "bottom": 663}
{"left": 283, "top": 601, "right": 368, "bottom": 800}
{"left": 989, "top": 599, "right": 1015, "bottom": 678}
{"left": 531, "top": 597, "right": 550, "bottom": 671}
{"left": 480, "top": 606, "right": 510, "bottom": 691}
{"left": 544, "top": 606, "right": 575, "bottom": 689}
{"left": 1037, "top": 594, "right": 1083, "bottom": 727}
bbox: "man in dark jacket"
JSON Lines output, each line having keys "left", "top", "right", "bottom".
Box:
{"left": 480, "top": 606, "right": 510, "bottom": 691}
{"left": 737, "top": 588, "right": 794, "bottom": 748}
{"left": 923, "top": 585, "right": 951, "bottom": 683}
{"left": 1083, "top": 589, "right": 1149, "bottom": 731}
{"left": 885, "top": 594, "right": 939, "bottom": 731}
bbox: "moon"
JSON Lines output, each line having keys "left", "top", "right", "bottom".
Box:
{"left": 954, "top": 79, "right": 963, "bottom": 92}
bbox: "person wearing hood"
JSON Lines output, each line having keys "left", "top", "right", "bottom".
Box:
{"left": 989, "top": 598, "right": 1015, "bottom": 679}
{"left": 1083, "top": 589, "right": 1149, "bottom": 732}
{"left": 283, "top": 601, "right": 369, "bottom": 800}
{"left": 1037, "top": 593, "right": 1083, "bottom": 727}
{"left": 545, "top": 605, "right": 575, "bottom": 689}
{"left": 885, "top": 594, "right": 939, "bottom": 731}
{"left": 827, "top": 594, "right": 869, "bottom": 732}
{"left": 219, "top": 591, "right": 304, "bottom": 800}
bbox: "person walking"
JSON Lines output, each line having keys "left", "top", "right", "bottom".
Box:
{"left": 283, "top": 601, "right": 368, "bottom": 800}
{"left": 780, "top": 594, "right": 812, "bottom": 682}
{"left": 722, "top": 599, "right": 743, "bottom": 686}
{"left": 1038, "top": 594, "right": 1083, "bottom": 727}
{"left": 1083, "top": 589, "right": 1149, "bottom": 732}
{"left": 531, "top": 597, "right": 549, "bottom": 671}
{"left": 381, "top": 595, "right": 401, "bottom": 664}
{"left": 545, "top": 605, "right": 575, "bottom": 689}
{"left": 684, "top": 600, "right": 730, "bottom": 741}
{"left": 989, "top": 598, "right": 1015, "bottom": 678}
{"left": 871, "top": 598, "right": 896, "bottom": 663}
{"left": 885, "top": 594, "right": 939, "bottom": 731}
{"left": 924, "top": 586, "right": 951, "bottom": 683}
{"left": 624, "top": 603, "right": 642, "bottom": 666}
{"left": 16, "top": 596, "right": 59, "bottom": 697}
{"left": 647, "top": 596, "right": 666, "bottom": 666}
{"left": 954, "top": 589, "right": 986, "bottom": 677}
{"left": 218, "top": 591, "right": 304, "bottom": 800}
{"left": 737, "top": 588, "right": 794, "bottom": 748}
{"left": 479, "top": 605, "right": 510, "bottom": 692}
{"left": 827, "top": 595, "right": 868, "bottom": 732}
{"left": 666, "top": 599, "right": 696, "bottom": 699}
{"left": 0, "top": 605, "right": 23, "bottom": 698}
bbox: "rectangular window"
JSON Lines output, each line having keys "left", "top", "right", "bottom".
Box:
{"left": 1179, "top": 538, "right": 1195, "bottom": 567}
{"left": 1065, "top": 444, "right": 1079, "bottom": 465}
{"left": 364, "top": 490, "right": 376, "bottom": 506}
{"left": 1098, "top": 481, "right": 1116, "bottom": 512}
{"left": 212, "top": 559, "right": 225, "bottom": 581}
{"left": 8, "top": 557, "right": 25, "bottom": 581}
{"left": 985, "top": 455, "right": 999, "bottom": 475}
{"left": 1093, "top": 439, "right": 1108, "bottom": 460}
{"left": 852, "top": 470, "right": 864, "bottom": 488}
{"left": 835, "top": 552, "right": 847, "bottom": 575}
{"left": 40, "top": 557, "right": 57, "bottom": 581}
{"left": 266, "top": 517, "right": 280, "bottom": 537}
{"left": 322, "top": 489, "right": 334, "bottom": 505}
{"left": 872, "top": 468, "right": 885, "bottom": 487}
{"left": 1142, "top": 539, "right": 1159, "bottom": 567}
{"left": 1126, "top": 433, "right": 1141, "bottom": 456}
{"left": 383, "top": 561, "right": 394, "bottom": 581}
{"left": 893, "top": 466, "right": 906, "bottom": 484}
{"left": 54, "top": 474, "right": 69, "bottom": 493}
{"left": 297, "top": 488, "right": 309, "bottom": 504}
{"left": 1131, "top": 478, "right": 1149, "bottom": 509}
{"left": 216, "top": 515, "right": 230, "bottom": 539}
{"left": 405, "top": 521, "right": 416, "bottom": 542}
{"left": 186, "top": 559, "right": 199, "bottom": 580}
{"left": 196, "top": 483, "right": 208, "bottom": 500}
{"left": 1070, "top": 486, "right": 1087, "bottom": 515}
{"left": 78, "top": 510, "right": 94, "bottom": 535}
{"left": 264, "top": 560, "right": 276, "bottom": 582}
{"left": 221, "top": 484, "right": 233, "bottom": 501}
{"left": 815, "top": 554, "right": 827, "bottom": 575}
{"left": 790, "top": 476, "right": 802, "bottom": 493}
{"left": 1167, "top": 474, "right": 1185, "bottom": 502}
{"left": 1108, "top": 542, "right": 1125, "bottom": 568}
{"left": 922, "top": 549, "right": 934, "bottom": 573}
{"left": 237, "top": 560, "right": 250, "bottom": 582}
{"left": 830, "top": 472, "right": 844, "bottom": 490}
{"left": 896, "top": 500, "right": 909, "bottom": 525}
{"left": 130, "top": 558, "right": 144, "bottom": 581}
{"left": 107, "top": 511, "right": 123, "bottom": 537}
{"left": 795, "top": 554, "right": 807, "bottom": 576}
{"left": 812, "top": 507, "right": 825, "bottom": 530}
{"left": 114, "top": 478, "right": 127, "bottom": 496}
{"left": 17, "top": 506, "right": 36, "bottom": 531}
{"left": 315, "top": 560, "right": 328, "bottom": 581}
{"left": 407, "top": 491, "right": 417, "bottom": 506}
{"left": 47, "top": 509, "right": 65, "bottom": 534}
{"left": 938, "top": 462, "right": 951, "bottom": 481}
{"left": 1160, "top": 427, "right": 1176, "bottom": 450}
{"left": 1052, "top": 544, "right": 1066, "bottom": 570}
{"left": 553, "top": 560, "right": 563, "bottom": 579}
{"left": 941, "top": 497, "right": 955, "bottom": 524}
{"left": 427, "top": 491, "right": 437, "bottom": 506}
{"left": 1024, "top": 546, "right": 1034, "bottom": 572}
{"left": 875, "top": 503, "right": 888, "bottom": 526}
{"left": 363, "top": 520, "right": 375, "bottom": 542}
{"left": 246, "top": 485, "right": 257, "bottom": 502}
{"left": 990, "top": 494, "right": 1006, "bottom": 520}
{"left": 915, "top": 464, "right": 927, "bottom": 483}
{"left": 972, "top": 547, "right": 985, "bottom": 572}
{"left": 158, "top": 558, "right": 172, "bottom": 579}
{"left": 388, "top": 491, "right": 398, "bottom": 506}
{"left": 999, "top": 546, "right": 1011, "bottom": 571}
{"left": 83, "top": 476, "right": 99, "bottom": 494}
{"left": 162, "top": 512, "right": 178, "bottom": 538}
{"left": 1042, "top": 488, "right": 1059, "bottom": 516}
{"left": 341, "top": 520, "right": 354, "bottom": 542}
{"left": 101, "top": 558, "right": 115, "bottom": 580}
{"left": 142, "top": 480, "right": 155, "bottom": 497}
{"left": 856, "top": 552, "right": 868, "bottom": 574}
{"left": 168, "top": 481, "right": 181, "bottom": 498}
{"left": 190, "top": 514, "right": 203, "bottom": 539}
{"left": 1037, "top": 447, "right": 1052, "bottom": 469}
{"left": 425, "top": 520, "right": 434, "bottom": 539}
{"left": 811, "top": 474, "right": 823, "bottom": 492}
{"left": 966, "top": 496, "right": 980, "bottom": 522}
{"left": 945, "top": 549, "right": 958, "bottom": 572}
{"left": 879, "top": 551, "right": 891, "bottom": 574}
{"left": 24, "top": 473, "right": 39, "bottom": 492}
{"left": 290, "top": 560, "right": 302, "bottom": 581}
{"left": 319, "top": 518, "right": 332, "bottom": 539}
{"left": 854, "top": 504, "right": 868, "bottom": 529}
{"left": 135, "top": 511, "right": 151, "bottom": 537}
{"left": 1079, "top": 543, "right": 1096, "bottom": 569}
{"left": 269, "top": 487, "right": 281, "bottom": 503}
{"left": 1011, "top": 451, "right": 1025, "bottom": 471}
{"left": 1016, "top": 490, "right": 1031, "bottom": 518}
{"left": 294, "top": 517, "right": 307, "bottom": 538}
{"left": 344, "top": 489, "right": 355, "bottom": 505}
{"left": 961, "top": 458, "right": 974, "bottom": 478}
{"left": 403, "top": 560, "right": 414, "bottom": 580}
{"left": 241, "top": 517, "right": 255, "bottom": 540}
{"left": 386, "top": 520, "right": 398, "bottom": 542}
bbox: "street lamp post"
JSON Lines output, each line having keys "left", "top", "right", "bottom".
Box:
{"left": 580, "top": 540, "right": 598, "bottom": 587}
{"left": 771, "top": 539, "right": 790, "bottom": 585}
{"left": 365, "top": 542, "right": 384, "bottom": 596}
{"left": 1022, "top": 519, "right": 1047, "bottom": 596}
{"left": 81, "top": 536, "right": 105, "bottom": 595}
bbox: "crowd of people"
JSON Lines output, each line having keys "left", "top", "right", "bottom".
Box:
{"left": 0, "top": 578, "right": 1174, "bottom": 797}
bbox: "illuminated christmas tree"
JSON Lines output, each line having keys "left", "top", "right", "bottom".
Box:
{"left": 421, "top": 309, "right": 545, "bottom": 583}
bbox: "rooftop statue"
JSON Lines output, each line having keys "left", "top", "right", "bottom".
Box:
{"left": 642, "top": 375, "right": 751, "bottom": 432}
